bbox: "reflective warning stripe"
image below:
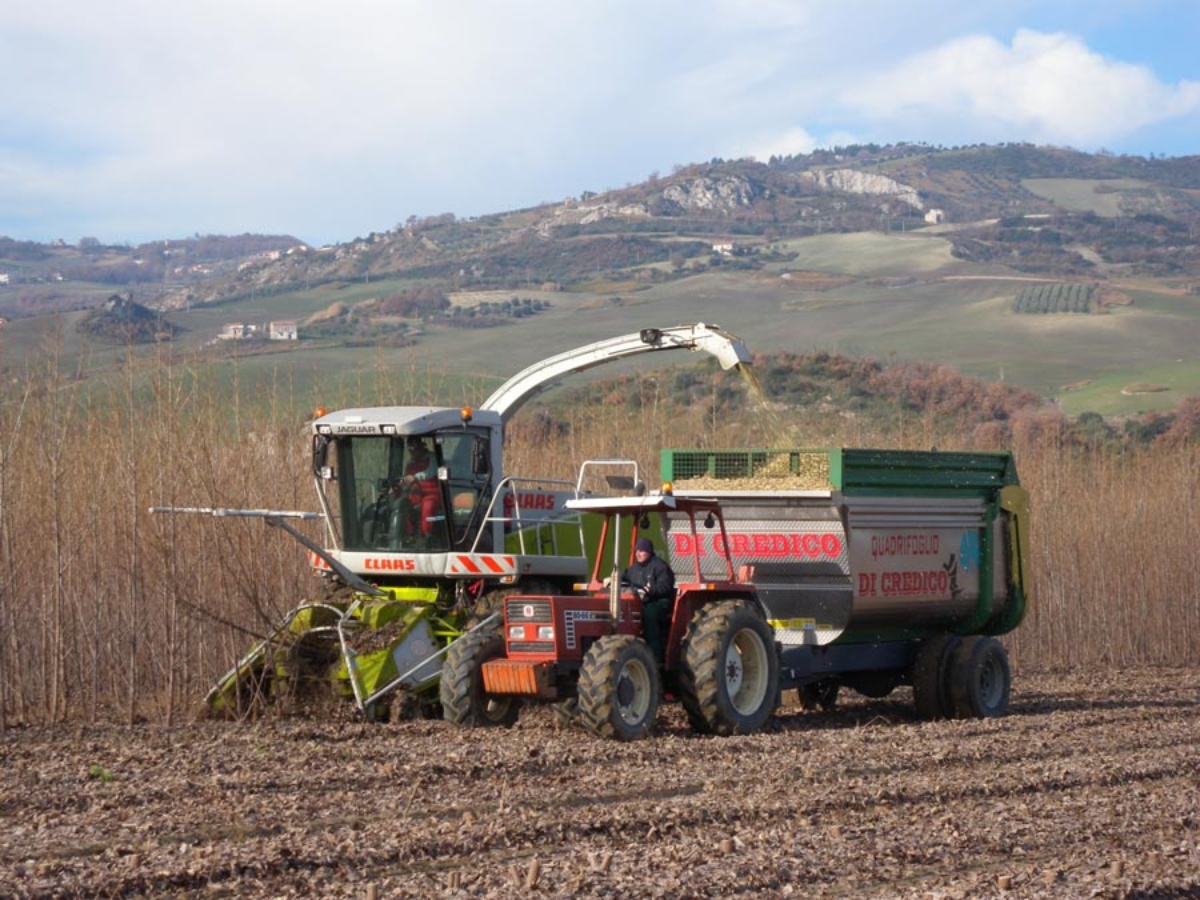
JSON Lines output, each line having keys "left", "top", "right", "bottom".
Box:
{"left": 449, "top": 554, "right": 516, "bottom": 575}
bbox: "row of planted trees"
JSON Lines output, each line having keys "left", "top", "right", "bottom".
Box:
{"left": 1, "top": 354, "right": 1198, "bottom": 729}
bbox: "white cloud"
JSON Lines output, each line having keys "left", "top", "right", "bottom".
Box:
{"left": 841, "top": 28, "right": 1200, "bottom": 146}
{"left": 2, "top": 5, "right": 1199, "bottom": 244}
{"left": 726, "top": 127, "right": 821, "bottom": 162}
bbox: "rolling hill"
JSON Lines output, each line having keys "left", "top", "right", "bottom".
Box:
{"left": 2, "top": 143, "right": 1199, "bottom": 419}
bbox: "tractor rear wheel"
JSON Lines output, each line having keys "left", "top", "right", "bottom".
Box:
{"left": 440, "top": 629, "right": 519, "bottom": 728}
{"left": 949, "top": 636, "right": 1011, "bottom": 718}
{"left": 680, "top": 599, "right": 779, "bottom": 736}
{"left": 578, "top": 634, "right": 661, "bottom": 741}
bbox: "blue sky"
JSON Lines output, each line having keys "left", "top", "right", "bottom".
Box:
{"left": 2, "top": 0, "right": 1198, "bottom": 247}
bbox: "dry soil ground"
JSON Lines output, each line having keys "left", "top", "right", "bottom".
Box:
{"left": 2, "top": 668, "right": 1198, "bottom": 900}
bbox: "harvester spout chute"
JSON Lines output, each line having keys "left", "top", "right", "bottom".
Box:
{"left": 658, "top": 324, "right": 750, "bottom": 372}
{"left": 482, "top": 322, "right": 751, "bottom": 423}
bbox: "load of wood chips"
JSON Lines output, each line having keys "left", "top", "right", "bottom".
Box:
{"left": 674, "top": 451, "right": 832, "bottom": 491}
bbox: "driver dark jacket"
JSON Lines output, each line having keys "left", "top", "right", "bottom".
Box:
{"left": 623, "top": 552, "right": 675, "bottom": 602}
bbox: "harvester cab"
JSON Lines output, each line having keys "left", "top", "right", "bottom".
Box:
{"left": 446, "top": 486, "right": 781, "bottom": 741}
{"left": 305, "top": 323, "right": 750, "bottom": 599}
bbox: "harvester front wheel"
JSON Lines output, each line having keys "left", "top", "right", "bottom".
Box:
{"left": 440, "top": 629, "right": 519, "bottom": 728}
{"left": 949, "top": 636, "right": 1011, "bottom": 718}
{"left": 578, "top": 634, "right": 660, "bottom": 741}
{"left": 681, "top": 600, "right": 779, "bottom": 736}
{"left": 467, "top": 581, "right": 556, "bottom": 631}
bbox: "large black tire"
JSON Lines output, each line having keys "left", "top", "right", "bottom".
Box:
{"left": 949, "top": 636, "right": 1011, "bottom": 718}
{"left": 680, "top": 600, "right": 779, "bottom": 736}
{"left": 577, "top": 634, "right": 661, "bottom": 741}
{"left": 439, "top": 629, "right": 519, "bottom": 728}
{"left": 464, "top": 587, "right": 517, "bottom": 631}
{"left": 911, "top": 633, "right": 960, "bottom": 720}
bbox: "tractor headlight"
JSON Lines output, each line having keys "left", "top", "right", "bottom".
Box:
{"left": 537, "top": 625, "right": 554, "bottom": 640}
{"left": 508, "top": 625, "right": 525, "bottom": 640}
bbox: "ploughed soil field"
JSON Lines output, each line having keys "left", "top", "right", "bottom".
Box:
{"left": 2, "top": 668, "right": 1198, "bottom": 900}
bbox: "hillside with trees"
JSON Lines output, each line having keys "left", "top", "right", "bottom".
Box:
{"left": 4, "top": 142, "right": 1200, "bottom": 427}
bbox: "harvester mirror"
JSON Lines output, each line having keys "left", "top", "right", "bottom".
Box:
{"left": 639, "top": 514, "right": 651, "bottom": 530}
{"left": 471, "top": 438, "right": 490, "bottom": 476}
{"left": 704, "top": 512, "right": 716, "bottom": 529}
{"left": 311, "top": 435, "right": 331, "bottom": 478}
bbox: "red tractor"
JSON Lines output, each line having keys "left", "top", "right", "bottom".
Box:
{"left": 439, "top": 489, "right": 780, "bottom": 740}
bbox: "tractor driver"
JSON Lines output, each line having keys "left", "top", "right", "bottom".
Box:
{"left": 622, "top": 536, "right": 676, "bottom": 664}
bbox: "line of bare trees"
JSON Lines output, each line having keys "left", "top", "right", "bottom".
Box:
{"left": 2, "top": 354, "right": 1197, "bottom": 729}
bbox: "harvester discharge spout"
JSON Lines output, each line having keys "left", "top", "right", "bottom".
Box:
{"left": 482, "top": 322, "right": 751, "bottom": 422}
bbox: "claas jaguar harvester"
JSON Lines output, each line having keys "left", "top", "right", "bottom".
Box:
{"left": 449, "top": 446, "right": 1030, "bottom": 740}
{"left": 154, "top": 324, "right": 750, "bottom": 720}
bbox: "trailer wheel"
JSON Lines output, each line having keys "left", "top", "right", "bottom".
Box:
{"left": 681, "top": 600, "right": 779, "bottom": 736}
{"left": 439, "top": 629, "right": 519, "bottom": 728}
{"left": 577, "top": 634, "right": 660, "bottom": 741}
{"left": 912, "top": 633, "right": 960, "bottom": 720}
{"left": 949, "top": 636, "right": 1011, "bottom": 718}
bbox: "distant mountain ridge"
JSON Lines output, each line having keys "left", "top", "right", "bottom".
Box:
{"left": 3, "top": 143, "right": 1199, "bottom": 321}
{"left": 145, "top": 142, "right": 1200, "bottom": 311}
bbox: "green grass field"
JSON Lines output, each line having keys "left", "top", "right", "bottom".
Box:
{"left": 765, "top": 232, "right": 958, "bottom": 276}
{"left": 4, "top": 232, "right": 1198, "bottom": 418}
{"left": 1020, "top": 178, "right": 1151, "bottom": 216}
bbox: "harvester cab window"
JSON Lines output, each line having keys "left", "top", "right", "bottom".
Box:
{"left": 331, "top": 435, "right": 450, "bottom": 552}
{"left": 438, "top": 432, "right": 494, "bottom": 546}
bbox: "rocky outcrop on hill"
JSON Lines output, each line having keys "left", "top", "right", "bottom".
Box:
{"left": 539, "top": 200, "right": 651, "bottom": 235}
{"left": 799, "top": 168, "right": 923, "bottom": 210}
{"left": 661, "top": 175, "right": 766, "bottom": 213}
{"left": 77, "top": 293, "right": 179, "bottom": 343}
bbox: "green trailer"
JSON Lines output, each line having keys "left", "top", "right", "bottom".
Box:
{"left": 662, "top": 447, "right": 1031, "bottom": 718}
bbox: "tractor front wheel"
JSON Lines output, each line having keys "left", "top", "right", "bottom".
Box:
{"left": 578, "top": 634, "right": 661, "bottom": 741}
{"left": 440, "top": 629, "right": 519, "bottom": 728}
